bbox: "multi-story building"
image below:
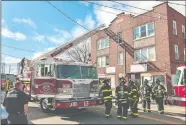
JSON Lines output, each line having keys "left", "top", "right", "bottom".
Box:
{"left": 91, "top": 2, "right": 186, "bottom": 94}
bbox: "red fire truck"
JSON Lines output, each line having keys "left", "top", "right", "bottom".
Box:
{"left": 18, "top": 25, "right": 105, "bottom": 113}
{"left": 168, "top": 64, "right": 186, "bottom": 107}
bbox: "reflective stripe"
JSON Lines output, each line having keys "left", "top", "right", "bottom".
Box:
{"left": 105, "top": 114, "right": 110, "bottom": 116}
{"left": 118, "top": 91, "right": 128, "bottom": 94}
{"left": 122, "top": 116, "right": 127, "bottom": 119}
{"left": 129, "top": 92, "right": 132, "bottom": 95}
{"left": 119, "top": 99, "right": 127, "bottom": 101}
{"left": 131, "top": 112, "right": 138, "bottom": 116}
{"left": 133, "top": 95, "right": 137, "bottom": 98}
{"left": 104, "top": 96, "right": 112, "bottom": 100}
{"left": 117, "top": 115, "right": 121, "bottom": 118}
{"left": 132, "top": 89, "right": 137, "bottom": 91}
{"left": 102, "top": 89, "right": 112, "bottom": 93}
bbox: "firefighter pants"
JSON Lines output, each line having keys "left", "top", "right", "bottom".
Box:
{"left": 7, "top": 114, "right": 28, "bottom": 125}
{"left": 105, "top": 100, "right": 112, "bottom": 117}
{"left": 142, "top": 98, "right": 151, "bottom": 112}
{"left": 130, "top": 98, "right": 139, "bottom": 117}
{"left": 117, "top": 102, "right": 128, "bottom": 119}
{"left": 155, "top": 97, "right": 164, "bottom": 113}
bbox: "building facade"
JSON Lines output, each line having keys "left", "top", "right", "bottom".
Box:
{"left": 91, "top": 2, "right": 186, "bottom": 95}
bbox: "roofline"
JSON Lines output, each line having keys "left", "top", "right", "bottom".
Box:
{"left": 152, "top": 1, "right": 168, "bottom": 8}
{"left": 168, "top": 5, "right": 186, "bottom": 17}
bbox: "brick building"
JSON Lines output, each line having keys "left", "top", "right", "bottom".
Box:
{"left": 91, "top": 2, "right": 186, "bottom": 94}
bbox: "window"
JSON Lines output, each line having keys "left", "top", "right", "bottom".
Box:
{"left": 184, "top": 48, "right": 186, "bottom": 61}
{"left": 81, "top": 66, "right": 98, "bottom": 79}
{"left": 148, "top": 23, "right": 155, "bottom": 36}
{"left": 37, "top": 64, "right": 54, "bottom": 77}
{"left": 174, "top": 44, "right": 179, "bottom": 60}
{"left": 133, "top": 23, "right": 154, "bottom": 40}
{"left": 174, "top": 69, "right": 181, "bottom": 85}
{"left": 118, "top": 53, "right": 123, "bottom": 65}
{"left": 141, "top": 48, "right": 148, "bottom": 61}
{"left": 182, "top": 25, "right": 186, "bottom": 39}
{"left": 148, "top": 47, "right": 156, "bottom": 61}
{"left": 140, "top": 25, "right": 147, "bottom": 37}
{"left": 134, "top": 47, "right": 156, "bottom": 62}
{"left": 97, "top": 56, "right": 109, "bottom": 67}
{"left": 173, "top": 20, "right": 177, "bottom": 35}
{"left": 134, "top": 26, "right": 140, "bottom": 40}
{"left": 97, "top": 37, "right": 109, "bottom": 50}
{"left": 134, "top": 50, "right": 141, "bottom": 62}
{"left": 117, "top": 32, "right": 123, "bottom": 44}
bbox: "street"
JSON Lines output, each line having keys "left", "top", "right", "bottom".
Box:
{"left": 28, "top": 102, "right": 185, "bottom": 124}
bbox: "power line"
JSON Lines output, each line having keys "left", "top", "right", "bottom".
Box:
{"left": 86, "top": 1, "right": 168, "bottom": 21}
{"left": 157, "top": 0, "right": 186, "bottom": 6}
{"left": 1, "top": 53, "right": 24, "bottom": 59}
{"left": 1, "top": 44, "right": 36, "bottom": 53}
{"left": 109, "top": 1, "right": 168, "bottom": 16}
{"left": 46, "top": 1, "right": 89, "bottom": 31}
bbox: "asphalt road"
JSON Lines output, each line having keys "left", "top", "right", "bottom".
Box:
{"left": 28, "top": 102, "right": 185, "bottom": 124}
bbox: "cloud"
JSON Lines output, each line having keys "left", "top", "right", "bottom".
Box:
{"left": 32, "top": 47, "right": 55, "bottom": 59}
{"left": 79, "top": 1, "right": 89, "bottom": 7}
{"left": 4, "top": 56, "right": 21, "bottom": 64}
{"left": 47, "top": 14, "right": 96, "bottom": 44}
{"left": 2, "top": 27, "right": 27, "bottom": 41}
{"left": 47, "top": 29, "right": 72, "bottom": 44}
{"left": 2, "top": 56, "right": 21, "bottom": 75}
{"left": 33, "top": 32, "right": 45, "bottom": 42}
{"left": 13, "top": 18, "right": 37, "bottom": 29}
{"left": 93, "top": 1, "right": 186, "bottom": 26}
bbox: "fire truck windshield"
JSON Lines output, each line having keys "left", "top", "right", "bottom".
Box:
{"left": 81, "top": 66, "right": 98, "bottom": 79}
{"left": 174, "top": 68, "right": 186, "bottom": 85}
{"left": 56, "top": 65, "right": 98, "bottom": 79}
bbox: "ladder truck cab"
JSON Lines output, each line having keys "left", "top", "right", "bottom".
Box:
{"left": 31, "top": 59, "right": 101, "bottom": 112}
{"left": 171, "top": 64, "right": 186, "bottom": 107}
{"left": 18, "top": 25, "right": 105, "bottom": 113}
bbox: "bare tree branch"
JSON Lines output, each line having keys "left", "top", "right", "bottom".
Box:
{"left": 67, "top": 42, "right": 90, "bottom": 64}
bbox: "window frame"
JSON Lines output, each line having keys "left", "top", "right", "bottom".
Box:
{"left": 173, "top": 20, "right": 177, "bottom": 35}
{"left": 117, "top": 32, "right": 123, "bottom": 44}
{"left": 182, "top": 25, "right": 186, "bottom": 39}
{"left": 97, "top": 56, "right": 109, "bottom": 67}
{"left": 174, "top": 44, "right": 179, "bottom": 60}
{"left": 133, "top": 23, "right": 155, "bottom": 40}
{"left": 117, "top": 52, "right": 123, "bottom": 65}
{"left": 134, "top": 46, "right": 156, "bottom": 62}
{"left": 97, "top": 36, "right": 110, "bottom": 50}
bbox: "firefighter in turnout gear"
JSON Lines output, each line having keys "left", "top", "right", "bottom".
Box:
{"left": 141, "top": 79, "right": 152, "bottom": 112}
{"left": 100, "top": 78, "right": 112, "bottom": 118}
{"left": 129, "top": 80, "right": 139, "bottom": 118}
{"left": 152, "top": 79, "right": 167, "bottom": 114}
{"left": 115, "top": 77, "right": 129, "bottom": 120}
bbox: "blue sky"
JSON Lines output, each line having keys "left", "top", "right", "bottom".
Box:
{"left": 1, "top": 1, "right": 185, "bottom": 74}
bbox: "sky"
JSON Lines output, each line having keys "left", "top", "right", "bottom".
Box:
{"left": 1, "top": 1, "right": 186, "bottom": 74}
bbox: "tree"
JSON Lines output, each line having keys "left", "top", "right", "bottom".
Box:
{"left": 67, "top": 42, "right": 91, "bottom": 64}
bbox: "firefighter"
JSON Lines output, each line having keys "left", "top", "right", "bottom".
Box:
{"left": 129, "top": 80, "right": 139, "bottom": 118}
{"left": 141, "top": 79, "right": 152, "bottom": 112}
{"left": 152, "top": 79, "right": 167, "bottom": 114}
{"left": 100, "top": 78, "right": 112, "bottom": 118}
{"left": 115, "top": 77, "right": 129, "bottom": 120}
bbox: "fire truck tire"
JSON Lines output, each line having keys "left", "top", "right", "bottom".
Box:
{"left": 40, "top": 98, "right": 52, "bottom": 113}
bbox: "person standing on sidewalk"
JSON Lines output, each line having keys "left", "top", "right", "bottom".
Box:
{"left": 3, "top": 81, "right": 28, "bottom": 124}
{"left": 129, "top": 80, "right": 140, "bottom": 118}
{"left": 152, "top": 79, "right": 167, "bottom": 114}
{"left": 115, "top": 77, "right": 129, "bottom": 120}
{"left": 100, "top": 78, "right": 112, "bottom": 118}
{"left": 140, "top": 79, "right": 152, "bottom": 112}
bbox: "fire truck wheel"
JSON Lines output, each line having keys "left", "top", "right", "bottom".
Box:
{"left": 40, "top": 98, "right": 52, "bottom": 113}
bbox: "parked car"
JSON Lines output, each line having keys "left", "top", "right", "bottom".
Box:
{"left": 1, "top": 104, "right": 8, "bottom": 124}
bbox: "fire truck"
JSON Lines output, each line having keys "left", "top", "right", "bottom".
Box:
{"left": 168, "top": 64, "right": 186, "bottom": 107}
{"left": 18, "top": 25, "right": 105, "bottom": 113}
